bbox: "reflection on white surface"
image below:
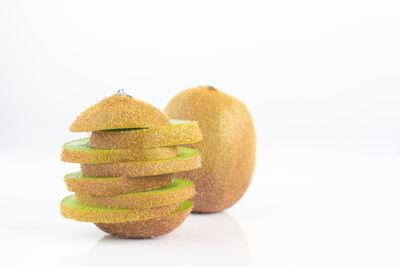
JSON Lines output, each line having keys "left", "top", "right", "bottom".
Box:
{"left": 61, "top": 212, "right": 251, "bottom": 267}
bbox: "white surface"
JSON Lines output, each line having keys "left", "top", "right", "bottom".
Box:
{"left": 1, "top": 1, "right": 400, "bottom": 266}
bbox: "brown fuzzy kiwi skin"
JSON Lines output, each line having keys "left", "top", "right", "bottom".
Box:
{"left": 60, "top": 200, "right": 181, "bottom": 223}
{"left": 61, "top": 145, "right": 178, "bottom": 163}
{"left": 64, "top": 173, "right": 175, "bottom": 196}
{"left": 165, "top": 86, "right": 256, "bottom": 213}
{"left": 95, "top": 203, "right": 193, "bottom": 238}
{"left": 70, "top": 95, "right": 170, "bottom": 132}
{"left": 75, "top": 182, "right": 195, "bottom": 209}
{"left": 89, "top": 121, "right": 202, "bottom": 149}
{"left": 80, "top": 152, "right": 201, "bottom": 177}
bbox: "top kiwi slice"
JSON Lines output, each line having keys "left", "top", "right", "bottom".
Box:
{"left": 89, "top": 119, "right": 202, "bottom": 149}
{"left": 99, "top": 119, "right": 192, "bottom": 132}
{"left": 70, "top": 95, "right": 170, "bottom": 132}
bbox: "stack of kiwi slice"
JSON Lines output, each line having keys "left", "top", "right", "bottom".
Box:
{"left": 60, "top": 93, "right": 202, "bottom": 238}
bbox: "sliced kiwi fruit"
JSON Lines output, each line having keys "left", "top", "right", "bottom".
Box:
{"left": 61, "top": 137, "right": 178, "bottom": 163}
{"left": 70, "top": 95, "right": 170, "bottom": 132}
{"left": 62, "top": 93, "right": 197, "bottom": 237}
{"left": 89, "top": 119, "right": 202, "bottom": 149}
{"left": 81, "top": 147, "right": 201, "bottom": 177}
{"left": 75, "top": 179, "right": 195, "bottom": 209}
{"left": 95, "top": 200, "right": 193, "bottom": 238}
{"left": 64, "top": 171, "right": 174, "bottom": 196}
{"left": 60, "top": 194, "right": 181, "bottom": 223}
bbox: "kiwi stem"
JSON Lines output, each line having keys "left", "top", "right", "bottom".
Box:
{"left": 116, "top": 89, "right": 132, "bottom": 97}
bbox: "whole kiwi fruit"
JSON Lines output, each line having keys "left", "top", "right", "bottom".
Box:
{"left": 165, "top": 86, "right": 256, "bottom": 213}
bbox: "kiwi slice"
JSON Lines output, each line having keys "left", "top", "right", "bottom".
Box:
{"left": 70, "top": 95, "right": 170, "bottom": 132}
{"left": 64, "top": 171, "right": 174, "bottom": 196}
{"left": 60, "top": 195, "right": 181, "bottom": 223}
{"left": 75, "top": 179, "right": 195, "bottom": 209}
{"left": 89, "top": 119, "right": 202, "bottom": 149}
{"left": 95, "top": 200, "right": 193, "bottom": 238}
{"left": 61, "top": 137, "right": 177, "bottom": 163}
{"left": 81, "top": 147, "right": 201, "bottom": 177}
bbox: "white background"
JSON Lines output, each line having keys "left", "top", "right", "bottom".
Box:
{"left": 1, "top": 0, "right": 400, "bottom": 266}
